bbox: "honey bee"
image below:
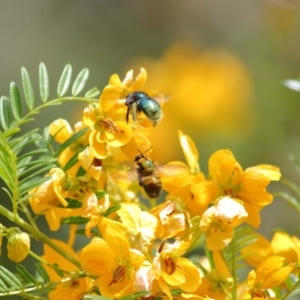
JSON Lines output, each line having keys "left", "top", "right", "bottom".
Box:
{"left": 134, "top": 148, "right": 162, "bottom": 198}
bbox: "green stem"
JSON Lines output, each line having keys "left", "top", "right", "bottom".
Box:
{"left": 28, "top": 250, "right": 78, "bottom": 275}
{"left": 274, "top": 191, "right": 300, "bottom": 215}
{"left": 0, "top": 205, "right": 81, "bottom": 269}
{"left": 280, "top": 278, "right": 300, "bottom": 300}
{"left": 19, "top": 202, "right": 39, "bottom": 231}
{"left": 4, "top": 97, "right": 96, "bottom": 138}
{"left": 230, "top": 232, "right": 237, "bottom": 300}
{"left": 0, "top": 272, "right": 87, "bottom": 297}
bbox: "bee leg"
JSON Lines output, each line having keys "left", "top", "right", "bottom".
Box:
{"left": 131, "top": 102, "right": 138, "bottom": 123}
{"left": 126, "top": 105, "right": 131, "bottom": 123}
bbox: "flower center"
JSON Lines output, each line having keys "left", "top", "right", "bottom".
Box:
{"left": 163, "top": 256, "right": 176, "bottom": 275}
{"left": 100, "top": 118, "right": 123, "bottom": 134}
{"left": 108, "top": 265, "right": 126, "bottom": 287}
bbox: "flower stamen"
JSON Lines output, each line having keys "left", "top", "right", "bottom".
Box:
{"left": 108, "top": 265, "right": 126, "bottom": 287}
{"left": 163, "top": 256, "right": 177, "bottom": 275}
{"left": 100, "top": 118, "right": 124, "bottom": 134}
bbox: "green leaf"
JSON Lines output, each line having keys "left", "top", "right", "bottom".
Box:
{"left": 53, "top": 263, "right": 64, "bottom": 277}
{"left": 75, "top": 228, "right": 99, "bottom": 236}
{"left": 101, "top": 204, "right": 121, "bottom": 217}
{"left": 0, "top": 96, "right": 11, "bottom": 130}
{"left": 96, "top": 190, "right": 106, "bottom": 199}
{"left": 16, "top": 265, "right": 38, "bottom": 285}
{"left": 85, "top": 87, "right": 100, "bottom": 99}
{"left": 10, "top": 82, "right": 22, "bottom": 120}
{"left": 39, "top": 62, "right": 49, "bottom": 102}
{"left": 72, "top": 68, "right": 89, "bottom": 96}
{"left": 21, "top": 67, "right": 35, "bottom": 110}
{"left": 19, "top": 176, "right": 51, "bottom": 196}
{"left": 0, "top": 278, "right": 7, "bottom": 291}
{"left": 76, "top": 166, "right": 86, "bottom": 177}
{"left": 63, "top": 149, "right": 81, "bottom": 172}
{"left": 18, "top": 164, "right": 55, "bottom": 183}
{"left": 65, "top": 198, "right": 82, "bottom": 208}
{"left": 0, "top": 265, "right": 23, "bottom": 289}
{"left": 55, "top": 127, "right": 89, "bottom": 157}
{"left": 35, "top": 263, "right": 50, "bottom": 283}
{"left": 61, "top": 216, "right": 89, "bottom": 224}
{"left": 57, "top": 64, "right": 72, "bottom": 97}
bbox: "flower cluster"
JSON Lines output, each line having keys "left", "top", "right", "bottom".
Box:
{"left": 25, "top": 68, "right": 296, "bottom": 300}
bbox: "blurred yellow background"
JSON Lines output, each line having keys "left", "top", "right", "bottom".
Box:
{"left": 1, "top": 0, "right": 300, "bottom": 252}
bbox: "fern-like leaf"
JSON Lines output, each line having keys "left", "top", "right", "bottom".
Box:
{"left": 72, "top": 68, "right": 89, "bottom": 96}
{"left": 10, "top": 82, "right": 22, "bottom": 120}
{"left": 0, "top": 266, "right": 23, "bottom": 289}
{"left": 57, "top": 64, "right": 72, "bottom": 97}
{"left": 85, "top": 87, "right": 100, "bottom": 98}
{"left": 21, "top": 67, "right": 35, "bottom": 110}
{"left": 16, "top": 265, "right": 39, "bottom": 285}
{"left": 39, "top": 62, "right": 49, "bottom": 102}
{"left": 0, "top": 96, "right": 12, "bottom": 130}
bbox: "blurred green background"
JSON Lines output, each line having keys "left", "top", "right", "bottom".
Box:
{"left": 1, "top": 0, "right": 300, "bottom": 294}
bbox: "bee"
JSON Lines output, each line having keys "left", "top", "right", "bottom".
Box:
{"left": 125, "top": 91, "right": 162, "bottom": 126}
{"left": 134, "top": 148, "right": 162, "bottom": 198}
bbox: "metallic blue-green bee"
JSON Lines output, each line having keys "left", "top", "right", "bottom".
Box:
{"left": 125, "top": 92, "right": 162, "bottom": 126}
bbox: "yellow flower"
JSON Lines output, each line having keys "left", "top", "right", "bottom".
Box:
{"left": 193, "top": 271, "right": 233, "bottom": 300}
{"left": 82, "top": 192, "right": 110, "bottom": 237}
{"left": 29, "top": 168, "right": 85, "bottom": 231}
{"left": 243, "top": 256, "right": 294, "bottom": 300}
{"left": 77, "top": 146, "right": 102, "bottom": 182}
{"left": 80, "top": 224, "right": 144, "bottom": 298}
{"left": 200, "top": 196, "right": 248, "bottom": 250}
{"left": 160, "top": 131, "right": 212, "bottom": 217}
{"left": 151, "top": 200, "right": 187, "bottom": 239}
{"left": 83, "top": 68, "right": 153, "bottom": 160}
{"left": 241, "top": 231, "right": 300, "bottom": 268}
{"left": 152, "top": 240, "right": 201, "bottom": 299}
{"left": 116, "top": 202, "right": 157, "bottom": 251}
{"left": 42, "top": 239, "right": 91, "bottom": 300}
{"left": 208, "top": 149, "right": 281, "bottom": 228}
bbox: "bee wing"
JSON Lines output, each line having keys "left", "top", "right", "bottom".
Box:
{"left": 107, "top": 167, "right": 138, "bottom": 182}
{"left": 156, "top": 161, "right": 190, "bottom": 178}
{"left": 152, "top": 93, "right": 171, "bottom": 104}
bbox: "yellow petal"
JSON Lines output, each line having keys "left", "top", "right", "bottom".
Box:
{"left": 271, "top": 232, "right": 299, "bottom": 264}
{"left": 105, "top": 121, "right": 133, "bottom": 147}
{"left": 89, "top": 131, "right": 107, "bottom": 159}
{"left": 213, "top": 250, "right": 230, "bottom": 277}
{"left": 80, "top": 237, "right": 115, "bottom": 276}
{"left": 214, "top": 196, "right": 248, "bottom": 227}
{"left": 127, "top": 68, "right": 147, "bottom": 92}
{"left": 49, "top": 119, "right": 73, "bottom": 144}
{"left": 178, "top": 130, "right": 200, "bottom": 173}
{"left": 117, "top": 203, "right": 142, "bottom": 228}
{"left": 255, "top": 256, "right": 285, "bottom": 285}
{"left": 99, "top": 81, "right": 122, "bottom": 113}
{"left": 208, "top": 149, "right": 243, "bottom": 188}
{"left": 262, "top": 263, "right": 294, "bottom": 289}
{"left": 240, "top": 233, "right": 272, "bottom": 268}
{"left": 177, "top": 258, "right": 201, "bottom": 292}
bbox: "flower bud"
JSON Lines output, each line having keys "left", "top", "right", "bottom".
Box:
{"left": 7, "top": 231, "right": 30, "bottom": 263}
